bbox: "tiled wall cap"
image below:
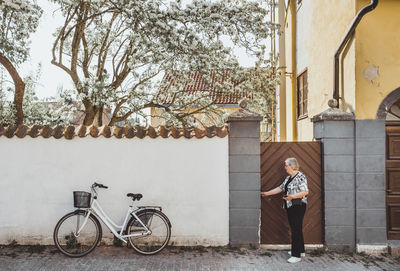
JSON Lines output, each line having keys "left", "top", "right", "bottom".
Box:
{"left": 0, "top": 125, "right": 228, "bottom": 139}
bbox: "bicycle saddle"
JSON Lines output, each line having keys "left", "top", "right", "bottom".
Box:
{"left": 127, "top": 193, "right": 143, "bottom": 201}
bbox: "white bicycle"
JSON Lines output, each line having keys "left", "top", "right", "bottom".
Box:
{"left": 53, "top": 182, "right": 171, "bottom": 257}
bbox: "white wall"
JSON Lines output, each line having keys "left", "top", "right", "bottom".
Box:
{"left": 0, "top": 137, "right": 229, "bottom": 246}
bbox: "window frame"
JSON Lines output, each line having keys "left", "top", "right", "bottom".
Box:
{"left": 296, "top": 69, "right": 308, "bottom": 120}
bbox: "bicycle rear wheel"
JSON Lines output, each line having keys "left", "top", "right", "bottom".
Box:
{"left": 53, "top": 210, "right": 102, "bottom": 257}
{"left": 127, "top": 210, "right": 171, "bottom": 255}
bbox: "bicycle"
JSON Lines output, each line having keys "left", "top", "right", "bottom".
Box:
{"left": 53, "top": 182, "right": 171, "bottom": 257}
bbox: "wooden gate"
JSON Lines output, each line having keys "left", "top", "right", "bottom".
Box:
{"left": 260, "top": 142, "right": 323, "bottom": 244}
{"left": 386, "top": 123, "right": 400, "bottom": 240}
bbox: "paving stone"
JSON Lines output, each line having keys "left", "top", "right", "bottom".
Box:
{"left": 0, "top": 245, "right": 399, "bottom": 271}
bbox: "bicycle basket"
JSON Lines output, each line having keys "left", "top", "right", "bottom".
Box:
{"left": 73, "top": 191, "right": 91, "bottom": 208}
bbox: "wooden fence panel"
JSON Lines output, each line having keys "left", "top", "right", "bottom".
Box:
{"left": 260, "top": 142, "right": 323, "bottom": 244}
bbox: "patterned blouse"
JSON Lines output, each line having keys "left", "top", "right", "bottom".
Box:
{"left": 279, "top": 171, "right": 309, "bottom": 208}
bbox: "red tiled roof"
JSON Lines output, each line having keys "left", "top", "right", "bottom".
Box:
{"left": 0, "top": 125, "right": 228, "bottom": 139}
{"left": 157, "top": 71, "right": 253, "bottom": 105}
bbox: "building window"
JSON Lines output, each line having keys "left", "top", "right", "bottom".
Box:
{"left": 297, "top": 69, "right": 308, "bottom": 119}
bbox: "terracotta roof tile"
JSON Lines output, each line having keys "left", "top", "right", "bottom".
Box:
{"left": 183, "top": 128, "right": 192, "bottom": 139}
{"left": 124, "top": 126, "right": 136, "bottom": 138}
{"left": 64, "top": 126, "right": 75, "bottom": 139}
{"left": 16, "top": 125, "right": 29, "bottom": 138}
{"left": 113, "top": 126, "right": 124, "bottom": 138}
{"left": 158, "top": 126, "right": 169, "bottom": 138}
{"left": 0, "top": 125, "right": 228, "bottom": 139}
{"left": 89, "top": 126, "right": 100, "bottom": 137}
{"left": 147, "top": 126, "right": 157, "bottom": 138}
{"left": 5, "top": 125, "right": 18, "bottom": 138}
{"left": 28, "top": 125, "right": 41, "bottom": 138}
{"left": 206, "top": 126, "right": 216, "bottom": 138}
{"left": 216, "top": 126, "right": 229, "bottom": 137}
{"left": 135, "top": 126, "right": 146, "bottom": 139}
{"left": 157, "top": 71, "right": 253, "bottom": 105}
{"left": 101, "top": 126, "right": 112, "bottom": 138}
{"left": 41, "top": 126, "right": 53, "bottom": 138}
{"left": 53, "top": 126, "right": 64, "bottom": 139}
{"left": 170, "top": 126, "right": 181, "bottom": 138}
{"left": 78, "top": 126, "right": 87, "bottom": 137}
{"left": 194, "top": 127, "right": 206, "bottom": 138}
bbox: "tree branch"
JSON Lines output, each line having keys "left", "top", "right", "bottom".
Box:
{"left": 0, "top": 52, "right": 25, "bottom": 125}
{"left": 97, "top": 11, "right": 118, "bottom": 79}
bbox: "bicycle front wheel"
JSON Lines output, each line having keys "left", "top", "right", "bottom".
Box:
{"left": 127, "top": 210, "right": 171, "bottom": 255}
{"left": 53, "top": 210, "right": 102, "bottom": 257}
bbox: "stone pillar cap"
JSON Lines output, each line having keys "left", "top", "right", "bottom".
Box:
{"left": 226, "top": 98, "right": 263, "bottom": 122}
{"left": 311, "top": 106, "right": 354, "bottom": 123}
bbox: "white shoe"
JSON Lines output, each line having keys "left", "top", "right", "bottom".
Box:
{"left": 288, "top": 251, "right": 305, "bottom": 257}
{"left": 287, "top": 256, "right": 301, "bottom": 263}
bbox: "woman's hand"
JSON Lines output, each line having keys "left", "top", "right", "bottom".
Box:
{"left": 283, "top": 191, "right": 308, "bottom": 200}
{"left": 261, "top": 192, "right": 269, "bottom": 197}
{"left": 261, "top": 187, "right": 283, "bottom": 198}
{"left": 283, "top": 195, "right": 293, "bottom": 201}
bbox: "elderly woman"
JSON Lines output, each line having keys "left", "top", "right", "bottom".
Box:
{"left": 261, "top": 157, "right": 309, "bottom": 263}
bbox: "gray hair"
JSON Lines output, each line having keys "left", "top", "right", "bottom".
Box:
{"left": 285, "top": 157, "right": 299, "bottom": 170}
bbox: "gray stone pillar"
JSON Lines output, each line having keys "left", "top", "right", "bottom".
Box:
{"left": 227, "top": 100, "right": 262, "bottom": 246}
{"left": 355, "top": 120, "right": 386, "bottom": 247}
{"left": 312, "top": 105, "right": 388, "bottom": 251}
{"left": 312, "top": 107, "right": 356, "bottom": 250}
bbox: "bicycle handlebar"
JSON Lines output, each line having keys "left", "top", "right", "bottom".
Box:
{"left": 93, "top": 182, "right": 108, "bottom": 189}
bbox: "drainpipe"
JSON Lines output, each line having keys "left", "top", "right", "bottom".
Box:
{"left": 278, "top": 0, "right": 287, "bottom": 141}
{"left": 332, "top": 0, "right": 379, "bottom": 108}
{"left": 290, "top": 0, "right": 297, "bottom": 140}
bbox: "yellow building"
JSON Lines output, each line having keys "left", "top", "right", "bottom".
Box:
{"left": 277, "top": 0, "right": 400, "bottom": 246}
{"left": 278, "top": 0, "right": 400, "bottom": 141}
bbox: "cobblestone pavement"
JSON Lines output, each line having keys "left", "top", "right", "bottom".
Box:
{"left": 0, "top": 245, "right": 399, "bottom": 271}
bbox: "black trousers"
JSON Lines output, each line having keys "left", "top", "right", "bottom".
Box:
{"left": 286, "top": 204, "right": 306, "bottom": 257}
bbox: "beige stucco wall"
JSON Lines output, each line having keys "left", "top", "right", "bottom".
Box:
{"left": 295, "top": 0, "right": 313, "bottom": 141}
{"left": 283, "top": 0, "right": 356, "bottom": 141}
{"left": 355, "top": 0, "right": 400, "bottom": 119}
{"left": 284, "top": 1, "right": 294, "bottom": 141}
{"left": 282, "top": 0, "right": 400, "bottom": 141}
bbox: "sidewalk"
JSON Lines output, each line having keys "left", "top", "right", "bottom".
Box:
{"left": 0, "top": 245, "right": 399, "bottom": 271}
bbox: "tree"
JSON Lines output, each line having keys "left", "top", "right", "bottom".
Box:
{"left": 0, "top": 64, "right": 80, "bottom": 126}
{"left": 51, "top": 0, "right": 279, "bottom": 127}
{"left": 0, "top": 68, "right": 16, "bottom": 124}
{"left": 0, "top": 0, "right": 43, "bottom": 125}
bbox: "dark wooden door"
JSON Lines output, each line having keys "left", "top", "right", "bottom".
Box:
{"left": 386, "top": 123, "right": 400, "bottom": 240}
{"left": 260, "top": 142, "right": 323, "bottom": 244}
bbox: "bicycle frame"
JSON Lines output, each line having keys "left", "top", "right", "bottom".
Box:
{"left": 76, "top": 189, "right": 152, "bottom": 243}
